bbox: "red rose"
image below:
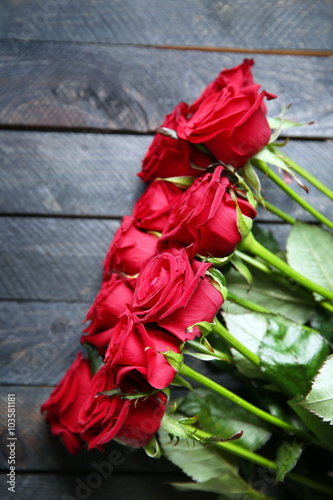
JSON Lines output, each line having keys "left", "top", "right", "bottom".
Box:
{"left": 81, "top": 275, "right": 134, "bottom": 353}
{"left": 78, "top": 366, "right": 166, "bottom": 450}
{"left": 103, "top": 216, "right": 158, "bottom": 282}
{"left": 133, "top": 247, "right": 223, "bottom": 341}
{"left": 160, "top": 166, "right": 256, "bottom": 259}
{"left": 177, "top": 62, "right": 276, "bottom": 168}
{"left": 104, "top": 310, "right": 180, "bottom": 389}
{"left": 190, "top": 59, "right": 258, "bottom": 114}
{"left": 132, "top": 180, "right": 183, "bottom": 233}
{"left": 41, "top": 352, "right": 91, "bottom": 454}
{"left": 138, "top": 102, "right": 212, "bottom": 183}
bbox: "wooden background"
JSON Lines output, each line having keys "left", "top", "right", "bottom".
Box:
{"left": 0, "top": 1, "right": 332, "bottom": 499}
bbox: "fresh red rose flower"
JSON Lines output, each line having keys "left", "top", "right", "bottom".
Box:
{"left": 138, "top": 102, "right": 212, "bottom": 183}
{"left": 177, "top": 63, "right": 276, "bottom": 169}
{"left": 80, "top": 275, "right": 134, "bottom": 353}
{"left": 160, "top": 166, "right": 256, "bottom": 259}
{"left": 78, "top": 365, "right": 166, "bottom": 450}
{"left": 132, "top": 180, "right": 183, "bottom": 233}
{"left": 41, "top": 352, "right": 91, "bottom": 454}
{"left": 104, "top": 310, "right": 180, "bottom": 389}
{"left": 133, "top": 247, "right": 223, "bottom": 341}
{"left": 103, "top": 216, "right": 158, "bottom": 282}
{"left": 189, "top": 59, "right": 258, "bottom": 114}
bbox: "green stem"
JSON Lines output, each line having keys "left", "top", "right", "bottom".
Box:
{"left": 185, "top": 340, "right": 232, "bottom": 363}
{"left": 234, "top": 250, "right": 271, "bottom": 274}
{"left": 183, "top": 424, "right": 333, "bottom": 497}
{"left": 273, "top": 148, "right": 333, "bottom": 202}
{"left": 227, "top": 292, "right": 271, "bottom": 314}
{"left": 259, "top": 199, "right": 296, "bottom": 224}
{"left": 213, "top": 318, "right": 261, "bottom": 367}
{"left": 239, "top": 232, "right": 333, "bottom": 302}
{"left": 253, "top": 160, "right": 333, "bottom": 231}
{"left": 179, "top": 363, "right": 312, "bottom": 441}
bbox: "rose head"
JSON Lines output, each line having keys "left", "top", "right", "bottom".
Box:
{"left": 159, "top": 166, "right": 256, "bottom": 259}
{"left": 104, "top": 310, "right": 180, "bottom": 389}
{"left": 177, "top": 60, "right": 276, "bottom": 169}
{"left": 81, "top": 275, "right": 134, "bottom": 354}
{"left": 41, "top": 352, "right": 91, "bottom": 454}
{"left": 103, "top": 216, "right": 158, "bottom": 283}
{"left": 133, "top": 180, "right": 183, "bottom": 233}
{"left": 78, "top": 366, "right": 166, "bottom": 450}
{"left": 133, "top": 247, "right": 223, "bottom": 341}
{"left": 138, "top": 102, "right": 212, "bottom": 183}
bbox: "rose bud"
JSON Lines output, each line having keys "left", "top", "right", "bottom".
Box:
{"left": 138, "top": 102, "right": 212, "bottom": 183}
{"left": 103, "top": 216, "right": 159, "bottom": 284}
{"left": 177, "top": 61, "right": 276, "bottom": 169}
{"left": 160, "top": 166, "right": 256, "bottom": 259}
{"left": 133, "top": 247, "right": 223, "bottom": 341}
{"left": 132, "top": 180, "right": 183, "bottom": 233}
{"left": 104, "top": 310, "right": 180, "bottom": 390}
{"left": 80, "top": 275, "right": 134, "bottom": 354}
{"left": 41, "top": 352, "right": 91, "bottom": 454}
{"left": 78, "top": 366, "right": 166, "bottom": 450}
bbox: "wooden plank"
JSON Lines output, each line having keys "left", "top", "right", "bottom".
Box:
{"left": 0, "top": 42, "right": 332, "bottom": 137}
{"left": 0, "top": 473, "right": 215, "bottom": 500}
{"left": 0, "top": 385, "right": 180, "bottom": 473}
{"left": 0, "top": 301, "right": 243, "bottom": 388}
{"left": 0, "top": 131, "right": 148, "bottom": 216}
{"left": 0, "top": 0, "right": 332, "bottom": 52}
{"left": 1, "top": 131, "right": 332, "bottom": 219}
{"left": 0, "top": 216, "right": 320, "bottom": 303}
{"left": 0, "top": 218, "right": 119, "bottom": 302}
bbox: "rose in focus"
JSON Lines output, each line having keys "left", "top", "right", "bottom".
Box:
{"left": 159, "top": 166, "right": 256, "bottom": 259}
{"left": 177, "top": 59, "right": 276, "bottom": 168}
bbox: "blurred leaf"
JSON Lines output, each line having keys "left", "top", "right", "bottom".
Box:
{"left": 298, "top": 355, "right": 333, "bottom": 424}
{"left": 231, "top": 255, "right": 253, "bottom": 288}
{"left": 252, "top": 225, "right": 280, "bottom": 253}
{"left": 259, "top": 317, "right": 329, "bottom": 397}
{"left": 171, "top": 476, "right": 264, "bottom": 499}
{"left": 84, "top": 342, "right": 104, "bottom": 376}
{"left": 226, "top": 268, "right": 316, "bottom": 323}
{"left": 310, "top": 309, "right": 333, "bottom": 350}
{"left": 179, "top": 388, "right": 271, "bottom": 452}
{"left": 275, "top": 440, "right": 303, "bottom": 483}
{"left": 289, "top": 396, "right": 333, "bottom": 451}
{"left": 287, "top": 222, "right": 333, "bottom": 301}
{"left": 224, "top": 313, "right": 267, "bottom": 379}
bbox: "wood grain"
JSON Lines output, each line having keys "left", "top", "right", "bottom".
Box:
{"left": 0, "top": 217, "right": 119, "bottom": 302}
{"left": 0, "top": 0, "right": 332, "bottom": 52}
{"left": 0, "top": 217, "right": 301, "bottom": 303}
{"left": 0, "top": 472, "right": 216, "bottom": 500}
{"left": 0, "top": 131, "right": 332, "bottom": 219}
{"left": 0, "top": 386, "right": 183, "bottom": 473}
{"left": 0, "top": 42, "right": 332, "bottom": 137}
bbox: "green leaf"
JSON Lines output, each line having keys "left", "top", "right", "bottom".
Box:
{"left": 171, "top": 476, "right": 263, "bottom": 499}
{"left": 159, "top": 426, "right": 232, "bottom": 483}
{"left": 231, "top": 255, "right": 253, "bottom": 288}
{"left": 267, "top": 116, "right": 311, "bottom": 130}
{"left": 289, "top": 396, "right": 333, "bottom": 451}
{"left": 275, "top": 440, "right": 303, "bottom": 483}
{"left": 239, "top": 161, "right": 262, "bottom": 200}
{"left": 226, "top": 267, "right": 316, "bottom": 323}
{"left": 143, "top": 435, "right": 161, "bottom": 458}
{"left": 310, "top": 309, "right": 333, "bottom": 349}
{"left": 84, "top": 342, "right": 104, "bottom": 376}
{"left": 207, "top": 268, "right": 228, "bottom": 301}
{"left": 162, "top": 349, "right": 184, "bottom": 372}
{"left": 298, "top": 355, "right": 333, "bottom": 424}
{"left": 229, "top": 187, "right": 254, "bottom": 239}
{"left": 179, "top": 389, "right": 271, "bottom": 452}
{"left": 224, "top": 313, "right": 267, "bottom": 379}
{"left": 158, "top": 175, "right": 196, "bottom": 188}
{"left": 287, "top": 222, "right": 333, "bottom": 301}
{"left": 259, "top": 317, "right": 329, "bottom": 397}
{"left": 252, "top": 226, "right": 280, "bottom": 254}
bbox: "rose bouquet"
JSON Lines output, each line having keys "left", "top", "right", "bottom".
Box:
{"left": 42, "top": 60, "right": 333, "bottom": 499}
